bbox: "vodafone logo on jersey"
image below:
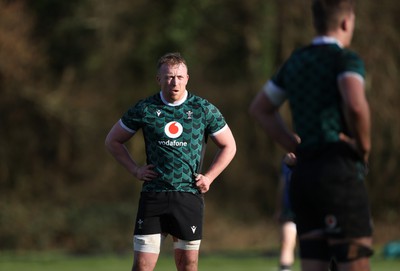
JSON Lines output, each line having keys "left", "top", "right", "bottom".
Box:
{"left": 164, "top": 121, "right": 183, "bottom": 138}
{"left": 158, "top": 121, "right": 187, "bottom": 147}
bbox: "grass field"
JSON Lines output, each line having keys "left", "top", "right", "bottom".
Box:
{"left": 1, "top": 251, "right": 399, "bottom": 271}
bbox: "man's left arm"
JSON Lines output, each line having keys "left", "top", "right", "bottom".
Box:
{"left": 194, "top": 126, "right": 236, "bottom": 193}
{"left": 338, "top": 74, "right": 371, "bottom": 162}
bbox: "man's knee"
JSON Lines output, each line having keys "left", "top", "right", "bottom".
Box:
{"left": 174, "top": 240, "right": 200, "bottom": 271}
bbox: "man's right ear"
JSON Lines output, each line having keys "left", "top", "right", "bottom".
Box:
{"left": 340, "top": 18, "right": 347, "bottom": 31}
{"left": 341, "top": 13, "right": 354, "bottom": 32}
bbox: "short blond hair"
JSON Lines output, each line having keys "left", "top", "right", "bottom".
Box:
{"left": 157, "top": 52, "right": 188, "bottom": 73}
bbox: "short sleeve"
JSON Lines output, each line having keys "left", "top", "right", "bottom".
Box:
{"left": 337, "top": 50, "right": 365, "bottom": 79}
{"left": 204, "top": 101, "right": 227, "bottom": 136}
{"left": 120, "top": 100, "right": 146, "bottom": 133}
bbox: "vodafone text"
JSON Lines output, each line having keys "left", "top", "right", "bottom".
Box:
{"left": 158, "top": 140, "right": 188, "bottom": 147}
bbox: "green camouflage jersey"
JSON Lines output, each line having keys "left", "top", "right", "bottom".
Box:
{"left": 120, "top": 91, "right": 227, "bottom": 194}
{"left": 267, "top": 38, "right": 365, "bottom": 151}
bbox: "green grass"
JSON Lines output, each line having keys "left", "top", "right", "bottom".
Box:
{"left": 1, "top": 251, "right": 399, "bottom": 271}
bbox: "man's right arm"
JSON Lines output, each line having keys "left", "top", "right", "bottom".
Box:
{"left": 249, "top": 90, "right": 298, "bottom": 153}
{"left": 105, "top": 121, "right": 157, "bottom": 181}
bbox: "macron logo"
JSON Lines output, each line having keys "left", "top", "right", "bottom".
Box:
{"left": 191, "top": 226, "right": 197, "bottom": 234}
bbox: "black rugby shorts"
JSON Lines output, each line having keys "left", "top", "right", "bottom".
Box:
{"left": 290, "top": 142, "right": 373, "bottom": 239}
{"left": 134, "top": 191, "right": 204, "bottom": 241}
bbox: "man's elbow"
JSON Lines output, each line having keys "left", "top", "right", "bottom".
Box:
{"left": 249, "top": 100, "right": 276, "bottom": 120}
{"left": 230, "top": 142, "right": 237, "bottom": 158}
{"left": 104, "top": 133, "right": 114, "bottom": 153}
{"left": 248, "top": 103, "right": 260, "bottom": 119}
{"left": 220, "top": 137, "right": 237, "bottom": 161}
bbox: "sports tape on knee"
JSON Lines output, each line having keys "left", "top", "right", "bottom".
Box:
{"left": 133, "top": 234, "right": 165, "bottom": 253}
{"left": 174, "top": 239, "right": 201, "bottom": 251}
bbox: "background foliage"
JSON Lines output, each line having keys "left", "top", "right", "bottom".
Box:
{"left": 1, "top": 0, "right": 399, "bottom": 252}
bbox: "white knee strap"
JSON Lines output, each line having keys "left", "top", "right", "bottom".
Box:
{"left": 134, "top": 234, "right": 166, "bottom": 253}
{"left": 174, "top": 239, "right": 201, "bottom": 251}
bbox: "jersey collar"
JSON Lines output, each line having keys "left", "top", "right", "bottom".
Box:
{"left": 312, "top": 36, "right": 343, "bottom": 48}
{"left": 160, "top": 90, "right": 188, "bottom": 106}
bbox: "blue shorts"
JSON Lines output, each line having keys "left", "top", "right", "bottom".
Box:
{"left": 279, "top": 162, "right": 295, "bottom": 223}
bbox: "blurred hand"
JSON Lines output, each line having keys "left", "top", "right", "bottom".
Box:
{"left": 283, "top": 152, "right": 297, "bottom": 166}
{"left": 339, "top": 132, "right": 369, "bottom": 162}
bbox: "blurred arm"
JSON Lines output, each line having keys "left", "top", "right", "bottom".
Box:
{"left": 338, "top": 74, "right": 371, "bottom": 162}
{"left": 249, "top": 91, "right": 298, "bottom": 153}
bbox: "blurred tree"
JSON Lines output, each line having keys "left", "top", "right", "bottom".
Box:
{"left": 27, "top": 0, "right": 96, "bottom": 77}
{"left": 1, "top": 0, "right": 399, "bottom": 252}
